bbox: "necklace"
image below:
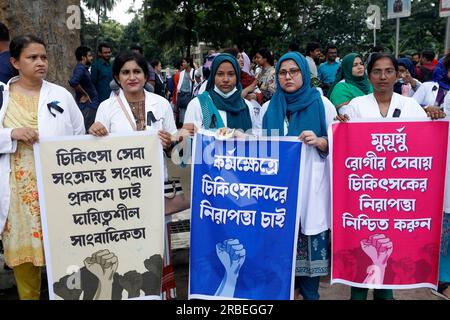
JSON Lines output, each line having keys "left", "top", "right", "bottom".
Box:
{"left": 380, "top": 110, "right": 387, "bottom": 117}
{"left": 129, "top": 100, "right": 145, "bottom": 110}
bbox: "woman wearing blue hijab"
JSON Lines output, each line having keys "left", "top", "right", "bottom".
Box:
{"left": 261, "top": 51, "right": 337, "bottom": 300}
{"left": 394, "top": 57, "right": 421, "bottom": 97}
{"left": 183, "top": 53, "right": 260, "bottom": 134}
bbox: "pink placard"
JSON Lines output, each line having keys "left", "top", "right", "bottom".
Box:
{"left": 331, "top": 120, "right": 449, "bottom": 289}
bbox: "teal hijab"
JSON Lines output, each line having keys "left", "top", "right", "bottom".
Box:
{"left": 328, "top": 53, "right": 372, "bottom": 98}
{"left": 262, "top": 51, "right": 327, "bottom": 137}
{"left": 205, "top": 53, "right": 252, "bottom": 131}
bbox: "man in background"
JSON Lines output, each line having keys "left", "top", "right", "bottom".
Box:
{"left": 411, "top": 52, "right": 421, "bottom": 67}
{"left": 415, "top": 50, "right": 436, "bottom": 83}
{"left": 91, "top": 43, "right": 113, "bottom": 102}
{"left": 69, "top": 46, "right": 99, "bottom": 132}
{"left": 0, "top": 22, "right": 15, "bottom": 85}
{"left": 318, "top": 44, "right": 340, "bottom": 96}
{"left": 305, "top": 42, "right": 321, "bottom": 87}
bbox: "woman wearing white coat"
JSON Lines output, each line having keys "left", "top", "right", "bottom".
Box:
{"left": 183, "top": 53, "right": 261, "bottom": 136}
{"left": 89, "top": 51, "right": 176, "bottom": 149}
{"left": 0, "top": 35, "right": 84, "bottom": 299}
{"left": 261, "top": 51, "right": 337, "bottom": 300}
{"left": 338, "top": 53, "right": 445, "bottom": 300}
{"left": 88, "top": 51, "right": 178, "bottom": 299}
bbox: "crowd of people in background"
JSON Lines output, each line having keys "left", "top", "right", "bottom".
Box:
{"left": 0, "top": 18, "right": 449, "bottom": 301}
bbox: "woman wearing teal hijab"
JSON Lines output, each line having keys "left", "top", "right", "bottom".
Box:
{"left": 328, "top": 53, "right": 373, "bottom": 109}
{"left": 261, "top": 51, "right": 337, "bottom": 300}
{"left": 183, "top": 53, "right": 259, "bottom": 134}
{"left": 263, "top": 51, "right": 329, "bottom": 139}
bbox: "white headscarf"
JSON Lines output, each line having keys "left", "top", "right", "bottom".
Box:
{"left": 242, "top": 51, "right": 251, "bottom": 74}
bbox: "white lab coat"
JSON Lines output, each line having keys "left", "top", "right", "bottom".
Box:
{"left": 94, "top": 89, "right": 177, "bottom": 180}
{"left": 412, "top": 81, "right": 440, "bottom": 107}
{"left": 95, "top": 89, "right": 177, "bottom": 135}
{"left": 342, "top": 92, "right": 450, "bottom": 213}
{"left": 340, "top": 93, "right": 427, "bottom": 118}
{"left": 0, "top": 77, "right": 85, "bottom": 233}
{"left": 261, "top": 95, "right": 337, "bottom": 235}
{"left": 184, "top": 95, "right": 262, "bottom": 136}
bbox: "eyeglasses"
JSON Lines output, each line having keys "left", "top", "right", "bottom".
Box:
{"left": 370, "top": 68, "right": 396, "bottom": 77}
{"left": 278, "top": 68, "right": 301, "bottom": 78}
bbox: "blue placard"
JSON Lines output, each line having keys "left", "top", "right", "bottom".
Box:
{"left": 189, "top": 132, "right": 302, "bottom": 300}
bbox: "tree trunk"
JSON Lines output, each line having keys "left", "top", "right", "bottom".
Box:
{"left": 185, "top": 31, "right": 191, "bottom": 58}
{"left": 0, "top": 0, "right": 81, "bottom": 89}
{"left": 185, "top": 6, "right": 194, "bottom": 58}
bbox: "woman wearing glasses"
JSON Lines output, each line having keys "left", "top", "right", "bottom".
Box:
{"left": 339, "top": 53, "right": 430, "bottom": 119}
{"left": 261, "top": 51, "right": 337, "bottom": 300}
{"left": 338, "top": 53, "right": 445, "bottom": 300}
{"left": 327, "top": 53, "right": 373, "bottom": 109}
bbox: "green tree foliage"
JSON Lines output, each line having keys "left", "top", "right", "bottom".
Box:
{"left": 99, "top": 19, "right": 125, "bottom": 53}
{"left": 84, "top": 0, "right": 118, "bottom": 19}
{"left": 142, "top": 0, "right": 195, "bottom": 58}
{"left": 81, "top": 15, "right": 124, "bottom": 56}
{"left": 121, "top": 16, "right": 141, "bottom": 52}
{"left": 82, "top": 0, "right": 449, "bottom": 65}
{"left": 83, "top": 0, "right": 119, "bottom": 49}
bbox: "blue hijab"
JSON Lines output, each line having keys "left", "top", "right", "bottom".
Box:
{"left": 262, "top": 51, "right": 327, "bottom": 137}
{"left": 205, "top": 53, "right": 252, "bottom": 131}
{"left": 432, "top": 58, "right": 450, "bottom": 91}
{"left": 395, "top": 57, "right": 416, "bottom": 94}
{"left": 397, "top": 57, "right": 415, "bottom": 78}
